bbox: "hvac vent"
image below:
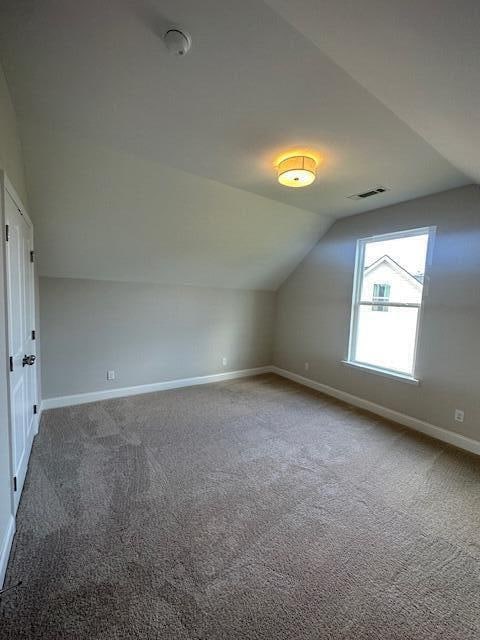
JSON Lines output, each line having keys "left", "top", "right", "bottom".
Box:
{"left": 347, "top": 186, "right": 390, "bottom": 201}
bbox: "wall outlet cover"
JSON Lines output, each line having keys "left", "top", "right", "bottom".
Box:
{"left": 107, "top": 370, "right": 115, "bottom": 381}
{"left": 454, "top": 409, "right": 464, "bottom": 423}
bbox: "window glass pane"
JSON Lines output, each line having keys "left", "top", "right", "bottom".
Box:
{"left": 354, "top": 305, "right": 419, "bottom": 374}
{"left": 348, "top": 228, "right": 434, "bottom": 377}
{"left": 361, "top": 233, "right": 428, "bottom": 303}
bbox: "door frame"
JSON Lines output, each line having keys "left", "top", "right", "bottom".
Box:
{"left": 1, "top": 171, "right": 39, "bottom": 515}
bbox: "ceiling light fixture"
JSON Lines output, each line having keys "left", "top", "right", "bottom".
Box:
{"left": 277, "top": 155, "right": 317, "bottom": 188}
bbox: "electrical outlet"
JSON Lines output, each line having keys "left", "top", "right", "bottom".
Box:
{"left": 222, "top": 357, "right": 228, "bottom": 367}
{"left": 304, "top": 362, "right": 309, "bottom": 372}
{"left": 107, "top": 370, "right": 115, "bottom": 381}
{"left": 454, "top": 409, "right": 464, "bottom": 423}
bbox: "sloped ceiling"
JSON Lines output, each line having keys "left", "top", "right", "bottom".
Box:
{"left": 20, "top": 122, "right": 331, "bottom": 290}
{"left": 0, "top": 0, "right": 473, "bottom": 289}
{"left": 265, "top": 0, "right": 480, "bottom": 183}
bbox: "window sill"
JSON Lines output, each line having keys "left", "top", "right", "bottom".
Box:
{"left": 341, "top": 360, "right": 420, "bottom": 385}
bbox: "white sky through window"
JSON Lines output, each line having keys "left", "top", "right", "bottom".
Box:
{"left": 364, "top": 234, "right": 429, "bottom": 276}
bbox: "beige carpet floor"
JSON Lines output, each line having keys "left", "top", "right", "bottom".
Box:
{"left": 1, "top": 373, "right": 479, "bottom": 639}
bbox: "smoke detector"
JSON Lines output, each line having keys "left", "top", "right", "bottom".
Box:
{"left": 163, "top": 28, "right": 192, "bottom": 56}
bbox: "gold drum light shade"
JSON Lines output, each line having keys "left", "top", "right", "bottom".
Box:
{"left": 277, "top": 155, "right": 317, "bottom": 187}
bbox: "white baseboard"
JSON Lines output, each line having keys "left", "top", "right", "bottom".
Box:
{"left": 40, "top": 364, "right": 480, "bottom": 456}
{"left": 0, "top": 515, "right": 15, "bottom": 588}
{"left": 41, "top": 366, "right": 271, "bottom": 410}
{"left": 271, "top": 366, "right": 480, "bottom": 456}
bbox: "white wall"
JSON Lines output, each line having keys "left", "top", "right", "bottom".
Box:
{"left": 274, "top": 185, "right": 480, "bottom": 442}
{"left": 40, "top": 277, "right": 275, "bottom": 400}
{"left": 0, "top": 66, "right": 28, "bottom": 205}
{"left": 20, "top": 123, "right": 329, "bottom": 402}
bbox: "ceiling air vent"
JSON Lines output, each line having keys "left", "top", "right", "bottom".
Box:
{"left": 347, "top": 186, "right": 390, "bottom": 201}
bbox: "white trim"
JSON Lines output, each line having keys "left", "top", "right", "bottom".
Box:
{"left": 41, "top": 366, "right": 271, "bottom": 410}
{"left": 34, "top": 413, "right": 40, "bottom": 435}
{"left": 0, "top": 515, "right": 15, "bottom": 588}
{"left": 346, "top": 225, "right": 436, "bottom": 381}
{"left": 34, "top": 404, "right": 42, "bottom": 434}
{"left": 271, "top": 366, "right": 480, "bottom": 456}
{"left": 341, "top": 360, "right": 420, "bottom": 385}
{"left": 2, "top": 170, "right": 39, "bottom": 516}
{"left": 41, "top": 365, "right": 480, "bottom": 456}
{"left": 357, "top": 226, "right": 434, "bottom": 245}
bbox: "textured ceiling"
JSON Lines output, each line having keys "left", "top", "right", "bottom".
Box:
{"left": 0, "top": 0, "right": 474, "bottom": 290}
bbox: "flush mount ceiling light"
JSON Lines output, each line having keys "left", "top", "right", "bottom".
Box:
{"left": 277, "top": 155, "right": 317, "bottom": 188}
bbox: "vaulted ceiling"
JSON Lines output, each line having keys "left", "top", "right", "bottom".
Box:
{"left": 266, "top": 0, "right": 480, "bottom": 184}
{"left": 0, "top": 0, "right": 475, "bottom": 289}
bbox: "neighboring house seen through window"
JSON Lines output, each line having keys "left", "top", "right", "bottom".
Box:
{"left": 372, "top": 283, "right": 391, "bottom": 312}
{"left": 347, "top": 227, "right": 435, "bottom": 379}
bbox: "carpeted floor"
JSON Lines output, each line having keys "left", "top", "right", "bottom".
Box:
{"left": 1, "top": 374, "right": 479, "bottom": 639}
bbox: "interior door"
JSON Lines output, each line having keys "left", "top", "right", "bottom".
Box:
{"left": 5, "top": 189, "right": 38, "bottom": 513}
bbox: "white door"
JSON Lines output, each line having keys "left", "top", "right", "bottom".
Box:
{"left": 5, "top": 189, "right": 38, "bottom": 513}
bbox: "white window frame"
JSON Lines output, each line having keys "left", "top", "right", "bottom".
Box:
{"left": 344, "top": 226, "right": 436, "bottom": 384}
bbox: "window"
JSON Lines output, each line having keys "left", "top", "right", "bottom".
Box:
{"left": 346, "top": 227, "right": 435, "bottom": 379}
{"left": 372, "top": 283, "right": 391, "bottom": 312}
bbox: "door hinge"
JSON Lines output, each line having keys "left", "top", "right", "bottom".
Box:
{"left": 13, "top": 476, "right": 17, "bottom": 492}
{"left": 33, "top": 404, "right": 38, "bottom": 415}
{"left": 32, "top": 329, "right": 36, "bottom": 340}
{"left": 5, "top": 224, "right": 9, "bottom": 242}
{"left": 9, "top": 356, "right": 13, "bottom": 372}
{"left": 30, "top": 250, "right": 35, "bottom": 263}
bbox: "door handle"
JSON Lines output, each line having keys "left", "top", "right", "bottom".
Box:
{"left": 22, "top": 354, "right": 36, "bottom": 367}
